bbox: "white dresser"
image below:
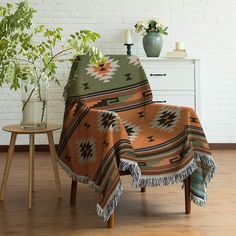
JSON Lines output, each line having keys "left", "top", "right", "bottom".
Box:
{"left": 140, "top": 58, "right": 200, "bottom": 115}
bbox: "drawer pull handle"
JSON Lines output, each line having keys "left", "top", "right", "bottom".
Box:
{"left": 150, "top": 73, "right": 166, "bottom": 77}
{"left": 156, "top": 100, "right": 167, "bottom": 103}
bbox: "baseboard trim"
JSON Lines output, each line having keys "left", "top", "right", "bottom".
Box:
{"left": 209, "top": 143, "right": 236, "bottom": 150}
{"left": 0, "top": 145, "right": 57, "bottom": 152}
{"left": 0, "top": 143, "right": 236, "bottom": 152}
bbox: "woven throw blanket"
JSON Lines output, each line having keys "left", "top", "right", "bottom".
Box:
{"left": 57, "top": 55, "right": 216, "bottom": 221}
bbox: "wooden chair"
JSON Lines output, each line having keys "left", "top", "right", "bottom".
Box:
{"left": 59, "top": 55, "right": 199, "bottom": 228}
{"left": 70, "top": 174, "right": 191, "bottom": 228}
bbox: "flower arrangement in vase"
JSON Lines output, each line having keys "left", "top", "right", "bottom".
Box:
{"left": 135, "top": 18, "right": 168, "bottom": 57}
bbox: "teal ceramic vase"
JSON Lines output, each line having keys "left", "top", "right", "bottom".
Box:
{"left": 143, "top": 32, "right": 163, "bottom": 57}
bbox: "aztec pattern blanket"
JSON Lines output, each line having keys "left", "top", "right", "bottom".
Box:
{"left": 57, "top": 55, "right": 216, "bottom": 221}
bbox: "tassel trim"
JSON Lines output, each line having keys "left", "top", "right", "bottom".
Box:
{"left": 57, "top": 157, "right": 101, "bottom": 193}
{"left": 120, "top": 152, "right": 216, "bottom": 207}
{"left": 194, "top": 152, "right": 216, "bottom": 186}
{"left": 57, "top": 152, "right": 216, "bottom": 220}
{"left": 57, "top": 157, "right": 90, "bottom": 184}
{"left": 119, "top": 158, "right": 141, "bottom": 183}
{"left": 190, "top": 192, "right": 206, "bottom": 206}
{"left": 96, "top": 182, "right": 123, "bottom": 221}
{"left": 57, "top": 157, "right": 122, "bottom": 221}
{"left": 135, "top": 159, "right": 198, "bottom": 188}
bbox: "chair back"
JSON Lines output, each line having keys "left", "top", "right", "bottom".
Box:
{"left": 64, "top": 55, "right": 153, "bottom": 111}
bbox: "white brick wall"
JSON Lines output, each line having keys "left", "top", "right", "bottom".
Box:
{"left": 1, "top": 0, "right": 236, "bottom": 144}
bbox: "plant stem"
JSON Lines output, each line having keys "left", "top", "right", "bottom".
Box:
{"left": 22, "top": 48, "right": 73, "bottom": 125}
{"left": 41, "top": 100, "right": 46, "bottom": 122}
{"left": 13, "top": 58, "right": 34, "bottom": 64}
{"left": 48, "top": 48, "right": 72, "bottom": 64}
{"left": 22, "top": 87, "right": 35, "bottom": 111}
{"left": 22, "top": 59, "right": 41, "bottom": 112}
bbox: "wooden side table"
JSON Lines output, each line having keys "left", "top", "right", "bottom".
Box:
{"left": 0, "top": 124, "right": 62, "bottom": 208}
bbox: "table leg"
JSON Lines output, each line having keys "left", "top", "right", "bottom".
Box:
{"left": 0, "top": 133, "right": 17, "bottom": 200}
{"left": 32, "top": 138, "right": 35, "bottom": 193}
{"left": 28, "top": 133, "right": 35, "bottom": 209}
{"left": 47, "top": 132, "right": 62, "bottom": 199}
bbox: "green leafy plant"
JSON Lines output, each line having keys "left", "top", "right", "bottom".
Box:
{"left": 0, "top": 1, "right": 104, "bottom": 124}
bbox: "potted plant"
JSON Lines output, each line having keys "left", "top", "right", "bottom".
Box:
{"left": 0, "top": 1, "right": 104, "bottom": 128}
{"left": 135, "top": 18, "right": 168, "bottom": 57}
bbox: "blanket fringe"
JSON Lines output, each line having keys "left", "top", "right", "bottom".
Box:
{"left": 131, "top": 152, "right": 216, "bottom": 188}
{"left": 135, "top": 159, "right": 198, "bottom": 188}
{"left": 57, "top": 157, "right": 100, "bottom": 193}
{"left": 56, "top": 157, "right": 90, "bottom": 184}
{"left": 128, "top": 152, "right": 216, "bottom": 207}
{"left": 96, "top": 182, "right": 123, "bottom": 221}
{"left": 57, "top": 156, "right": 122, "bottom": 221}
{"left": 119, "top": 158, "right": 141, "bottom": 183}
{"left": 57, "top": 152, "right": 216, "bottom": 219}
{"left": 194, "top": 152, "right": 216, "bottom": 186}
{"left": 190, "top": 192, "right": 206, "bottom": 206}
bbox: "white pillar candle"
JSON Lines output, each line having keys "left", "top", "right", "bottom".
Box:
{"left": 124, "top": 29, "right": 132, "bottom": 44}
{"left": 176, "top": 41, "right": 185, "bottom": 50}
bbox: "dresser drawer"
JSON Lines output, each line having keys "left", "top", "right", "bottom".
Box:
{"left": 140, "top": 59, "right": 195, "bottom": 69}
{"left": 152, "top": 91, "right": 195, "bottom": 110}
{"left": 144, "top": 67, "right": 195, "bottom": 90}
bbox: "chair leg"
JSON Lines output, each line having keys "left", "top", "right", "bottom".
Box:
{"left": 70, "top": 180, "right": 77, "bottom": 205}
{"left": 141, "top": 187, "right": 146, "bottom": 193}
{"left": 184, "top": 176, "right": 191, "bottom": 214}
{"left": 107, "top": 212, "right": 115, "bottom": 228}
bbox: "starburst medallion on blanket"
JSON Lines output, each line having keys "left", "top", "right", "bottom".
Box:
{"left": 151, "top": 107, "right": 180, "bottom": 133}
{"left": 128, "top": 56, "right": 142, "bottom": 68}
{"left": 123, "top": 121, "right": 141, "bottom": 142}
{"left": 86, "top": 57, "right": 120, "bottom": 83}
{"left": 98, "top": 111, "right": 120, "bottom": 132}
{"left": 76, "top": 138, "right": 96, "bottom": 165}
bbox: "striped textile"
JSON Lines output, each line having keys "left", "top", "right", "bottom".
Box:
{"left": 57, "top": 55, "right": 216, "bottom": 221}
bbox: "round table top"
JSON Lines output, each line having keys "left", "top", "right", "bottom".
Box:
{"left": 2, "top": 124, "right": 62, "bottom": 134}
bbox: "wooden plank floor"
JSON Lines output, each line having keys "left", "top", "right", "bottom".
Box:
{"left": 0, "top": 150, "right": 235, "bottom": 236}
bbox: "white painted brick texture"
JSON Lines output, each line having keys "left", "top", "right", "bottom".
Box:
{"left": 0, "top": 0, "right": 236, "bottom": 144}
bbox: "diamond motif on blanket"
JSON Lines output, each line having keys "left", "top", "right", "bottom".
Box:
{"left": 86, "top": 57, "right": 120, "bottom": 83}
{"left": 123, "top": 121, "right": 141, "bottom": 142}
{"left": 151, "top": 107, "right": 180, "bottom": 133}
{"left": 128, "top": 56, "right": 142, "bottom": 68}
{"left": 76, "top": 138, "right": 96, "bottom": 165}
{"left": 97, "top": 111, "right": 120, "bottom": 132}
